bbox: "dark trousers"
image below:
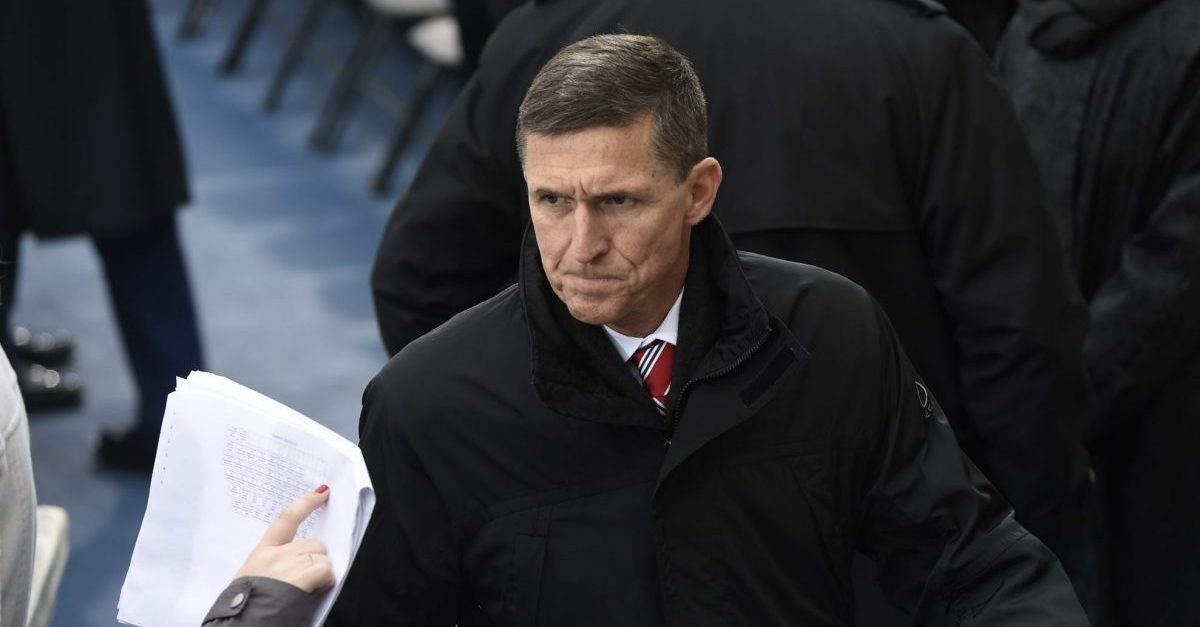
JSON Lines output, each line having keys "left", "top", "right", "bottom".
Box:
{"left": 0, "top": 212, "right": 204, "bottom": 443}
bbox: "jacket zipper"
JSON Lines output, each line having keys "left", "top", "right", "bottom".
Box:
{"left": 664, "top": 326, "right": 773, "bottom": 446}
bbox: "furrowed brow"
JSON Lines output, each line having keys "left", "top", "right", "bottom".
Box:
{"left": 531, "top": 186, "right": 570, "bottom": 197}
{"left": 581, "top": 184, "right": 649, "bottom": 200}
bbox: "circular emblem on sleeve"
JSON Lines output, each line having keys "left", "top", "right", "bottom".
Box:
{"left": 915, "top": 381, "right": 930, "bottom": 410}
{"left": 914, "top": 380, "right": 948, "bottom": 424}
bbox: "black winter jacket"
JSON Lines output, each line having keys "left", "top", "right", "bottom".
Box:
{"left": 331, "top": 218, "right": 1086, "bottom": 626}
{"left": 368, "top": 0, "right": 1094, "bottom": 584}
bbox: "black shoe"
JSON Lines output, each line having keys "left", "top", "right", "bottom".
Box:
{"left": 11, "top": 327, "right": 74, "bottom": 366}
{"left": 16, "top": 361, "right": 83, "bottom": 412}
{"left": 97, "top": 429, "right": 158, "bottom": 472}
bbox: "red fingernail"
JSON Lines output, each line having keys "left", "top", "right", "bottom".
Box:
{"left": 315, "top": 484, "right": 329, "bottom": 494}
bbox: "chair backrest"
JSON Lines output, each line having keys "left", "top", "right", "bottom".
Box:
{"left": 407, "top": 15, "right": 464, "bottom": 67}
{"left": 27, "top": 506, "right": 70, "bottom": 627}
{"left": 366, "top": 0, "right": 452, "bottom": 18}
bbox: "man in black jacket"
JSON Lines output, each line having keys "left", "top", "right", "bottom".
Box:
{"left": 369, "top": 0, "right": 1095, "bottom": 606}
{"left": 329, "top": 35, "right": 1087, "bottom": 626}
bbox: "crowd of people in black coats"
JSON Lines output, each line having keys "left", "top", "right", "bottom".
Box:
{"left": 2, "top": 0, "right": 1197, "bottom": 625}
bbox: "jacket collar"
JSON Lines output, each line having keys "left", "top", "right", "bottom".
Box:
{"left": 519, "top": 216, "right": 772, "bottom": 429}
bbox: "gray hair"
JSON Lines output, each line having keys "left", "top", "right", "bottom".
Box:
{"left": 516, "top": 34, "right": 708, "bottom": 181}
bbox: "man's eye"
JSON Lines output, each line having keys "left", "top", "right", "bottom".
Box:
{"left": 541, "top": 193, "right": 563, "bottom": 205}
{"left": 604, "top": 195, "right": 630, "bottom": 206}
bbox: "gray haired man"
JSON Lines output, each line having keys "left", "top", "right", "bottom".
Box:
{"left": 328, "top": 35, "right": 1088, "bottom": 626}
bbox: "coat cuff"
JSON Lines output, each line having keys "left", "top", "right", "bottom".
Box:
{"left": 202, "top": 576, "right": 319, "bottom": 625}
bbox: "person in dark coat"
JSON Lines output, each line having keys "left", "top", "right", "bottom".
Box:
{"left": 0, "top": 0, "right": 204, "bottom": 468}
{"left": 999, "top": 1, "right": 1200, "bottom": 624}
{"left": 368, "top": 0, "right": 1097, "bottom": 606}
{"left": 326, "top": 34, "right": 1089, "bottom": 627}
{"left": 450, "top": 0, "right": 525, "bottom": 74}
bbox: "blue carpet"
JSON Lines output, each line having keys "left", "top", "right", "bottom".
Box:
{"left": 14, "top": 1, "right": 455, "bottom": 624}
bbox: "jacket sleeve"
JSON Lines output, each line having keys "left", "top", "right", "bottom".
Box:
{"left": 1085, "top": 74, "right": 1200, "bottom": 432}
{"left": 201, "top": 577, "right": 318, "bottom": 626}
{"left": 0, "top": 349, "right": 36, "bottom": 627}
{"left": 324, "top": 376, "right": 464, "bottom": 626}
{"left": 901, "top": 17, "right": 1093, "bottom": 573}
{"left": 856, "top": 304, "right": 1090, "bottom": 626}
{"left": 369, "top": 27, "right": 539, "bottom": 356}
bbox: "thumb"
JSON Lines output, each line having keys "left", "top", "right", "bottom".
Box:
{"left": 259, "top": 485, "right": 330, "bottom": 547}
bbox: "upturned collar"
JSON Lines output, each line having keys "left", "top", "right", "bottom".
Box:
{"left": 519, "top": 216, "right": 772, "bottom": 427}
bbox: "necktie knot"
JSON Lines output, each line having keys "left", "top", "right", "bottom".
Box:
{"left": 630, "top": 340, "right": 675, "bottom": 416}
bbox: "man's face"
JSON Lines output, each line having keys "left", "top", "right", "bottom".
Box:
{"left": 523, "top": 114, "right": 720, "bottom": 336}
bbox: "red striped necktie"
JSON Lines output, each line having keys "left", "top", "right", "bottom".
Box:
{"left": 630, "top": 340, "right": 675, "bottom": 416}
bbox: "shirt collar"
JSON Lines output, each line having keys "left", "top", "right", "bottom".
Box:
{"left": 602, "top": 289, "right": 684, "bottom": 363}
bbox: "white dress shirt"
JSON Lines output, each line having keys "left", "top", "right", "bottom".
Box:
{"left": 603, "top": 289, "right": 683, "bottom": 363}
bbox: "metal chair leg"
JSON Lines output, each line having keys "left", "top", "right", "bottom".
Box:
{"left": 263, "top": 0, "right": 331, "bottom": 111}
{"left": 309, "top": 12, "right": 392, "bottom": 153}
{"left": 218, "top": 0, "right": 273, "bottom": 74}
{"left": 372, "top": 64, "right": 445, "bottom": 195}
{"left": 178, "top": 0, "right": 221, "bottom": 39}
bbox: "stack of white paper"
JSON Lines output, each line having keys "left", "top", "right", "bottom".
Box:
{"left": 118, "top": 372, "right": 375, "bottom": 627}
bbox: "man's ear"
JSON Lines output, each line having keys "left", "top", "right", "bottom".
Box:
{"left": 685, "top": 157, "right": 722, "bottom": 226}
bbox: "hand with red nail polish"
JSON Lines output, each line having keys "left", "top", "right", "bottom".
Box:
{"left": 233, "top": 486, "right": 334, "bottom": 594}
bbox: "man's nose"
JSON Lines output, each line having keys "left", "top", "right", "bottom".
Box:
{"left": 571, "top": 205, "right": 609, "bottom": 263}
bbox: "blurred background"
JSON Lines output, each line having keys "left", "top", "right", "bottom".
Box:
{"left": 11, "top": 0, "right": 467, "bottom": 623}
